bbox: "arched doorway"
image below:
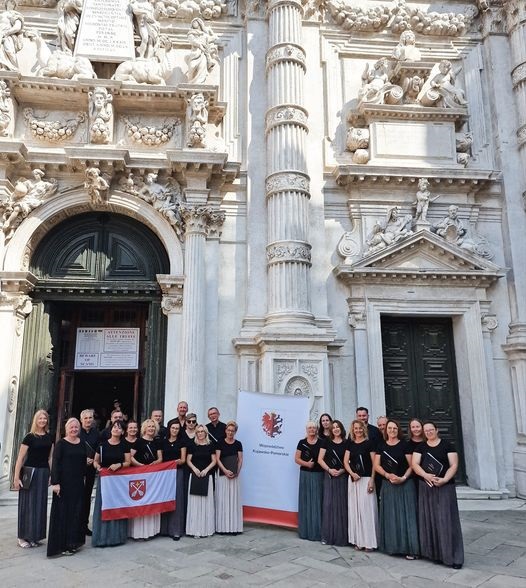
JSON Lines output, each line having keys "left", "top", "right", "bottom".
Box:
{"left": 13, "top": 212, "right": 170, "bottom": 447}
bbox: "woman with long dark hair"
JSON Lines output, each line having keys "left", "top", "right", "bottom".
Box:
{"left": 318, "top": 413, "right": 332, "bottom": 439}
{"left": 13, "top": 409, "right": 53, "bottom": 549}
{"left": 318, "top": 420, "right": 348, "bottom": 546}
{"left": 160, "top": 418, "right": 187, "bottom": 540}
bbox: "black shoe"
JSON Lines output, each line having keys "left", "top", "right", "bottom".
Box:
{"left": 452, "top": 564, "right": 462, "bottom": 570}
{"left": 85, "top": 529, "right": 92, "bottom": 536}
{"left": 172, "top": 536, "right": 180, "bottom": 541}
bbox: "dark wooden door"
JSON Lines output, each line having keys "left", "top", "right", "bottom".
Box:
{"left": 381, "top": 316, "right": 465, "bottom": 482}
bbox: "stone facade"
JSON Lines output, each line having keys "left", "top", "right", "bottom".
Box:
{"left": 0, "top": 1, "right": 525, "bottom": 498}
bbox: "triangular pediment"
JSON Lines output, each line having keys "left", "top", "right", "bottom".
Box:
{"left": 335, "top": 230, "right": 505, "bottom": 288}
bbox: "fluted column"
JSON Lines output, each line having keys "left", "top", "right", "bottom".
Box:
{"left": 265, "top": 0, "right": 313, "bottom": 327}
{"left": 178, "top": 206, "right": 209, "bottom": 421}
{"left": 508, "top": 3, "right": 526, "bottom": 154}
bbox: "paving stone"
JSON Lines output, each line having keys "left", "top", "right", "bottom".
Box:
{"left": 445, "top": 569, "right": 496, "bottom": 587}
{"left": 479, "top": 575, "right": 526, "bottom": 588}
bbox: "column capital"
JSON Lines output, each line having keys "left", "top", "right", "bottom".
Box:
{"left": 157, "top": 274, "right": 184, "bottom": 315}
{"left": 180, "top": 204, "right": 225, "bottom": 237}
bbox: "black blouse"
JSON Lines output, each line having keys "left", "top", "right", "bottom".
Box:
{"left": 98, "top": 440, "right": 127, "bottom": 468}
{"left": 414, "top": 439, "right": 456, "bottom": 484}
{"left": 296, "top": 437, "right": 325, "bottom": 473}
{"left": 377, "top": 440, "right": 411, "bottom": 478}
{"left": 162, "top": 436, "right": 186, "bottom": 462}
{"left": 22, "top": 433, "right": 53, "bottom": 468}
{"left": 188, "top": 442, "right": 215, "bottom": 471}
{"left": 133, "top": 438, "right": 160, "bottom": 465}
{"left": 322, "top": 439, "right": 346, "bottom": 470}
{"left": 346, "top": 439, "right": 375, "bottom": 477}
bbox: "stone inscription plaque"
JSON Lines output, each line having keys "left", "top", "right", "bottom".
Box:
{"left": 75, "top": 0, "right": 135, "bottom": 63}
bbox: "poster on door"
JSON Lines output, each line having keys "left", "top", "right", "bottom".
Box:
{"left": 74, "top": 328, "right": 139, "bottom": 369}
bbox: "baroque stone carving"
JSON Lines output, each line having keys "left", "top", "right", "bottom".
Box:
{"left": 512, "top": 63, "right": 526, "bottom": 88}
{"left": 112, "top": 35, "right": 174, "bottom": 85}
{"left": 85, "top": 166, "right": 110, "bottom": 204}
{"left": 265, "top": 172, "right": 310, "bottom": 196}
{"left": 275, "top": 360, "right": 295, "bottom": 386}
{"left": 31, "top": 30, "right": 96, "bottom": 79}
{"left": 324, "top": 0, "right": 476, "bottom": 37}
{"left": 285, "top": 376, "right": 311, "bottom": 397}
{"left": 89, "top": 86, "right": 113, "bottom": 144}
{"left": 206, "top": 209, "right": 226, "bottom": 238}
{"left": 456, "top": 132, "right": 473, "bottom": 167}
{"left": 8, "top": 375, "right": 17, "bottom": 412}
{"left": 131, "top": 0, "right": 160, "bottom": 59}
{"left": 265, "top": 44, "right": 306, "bottom": 72}
{"left": 301, "top": 362, "right": 319, "bottom": 382}
{"left": 186, "top": 92, "right": 208, "bottom": 148}
{"left": 417, "top": 60, "right": 468, "bottom": 108}
{"left": 266, "top": 243, "right": 312, "bottom": 263}
{"left": 24, "top": 108, "right": 86, "bottom": 142}
{"left": 1, "top": 169, "right": 58, "bottom": 241}
{"left": 122, "top": 115, "right": 181, "bottom": 146}
{"left": 359, "top": 58, "right": 403, "bottom": 106}
{"left": 366, "top": 206, "right": 413, "bottom": 254}
{"left": 185, "top": 17, "right": 219, "bottom": 84}
{"left": 346, "top": 127, "right": 369, "bottom": 164}
{"left": 337, "top": 232, "right": 359, "bottom": 260}
{"left": 57, "top": 0, "right": 83, "bottom": 55}
{"left": 154, "top": 0, "right": 225, "bottom": 20}
{"left": 0, "top": 80, "right": 12, "bottom": 136}
{"left": 0, "top": 0, "right": 25, "bottom": 71}
{"left": 413, "top": 178, "right": 439, "bottom": 225}
{"left": 265, "top": 106, "right": 308, "bottom": 133}
{"left": 392, "top": 30, "right": 421, "bottom": 62}
{"left": 117, "top": 172, "right": 185, "bottom": 239}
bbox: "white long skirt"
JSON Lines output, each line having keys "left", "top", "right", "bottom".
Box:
{"left": 186, "top": 476, "right": 215, "bottom": 537}
{"left": 215, "top": 474, "right": 243, "bottom": 533}
{"left": 128, "top": 514, "right": 160, "bottom": 539}
{"left": 348, "top": 476, "right": 378, "bottom": 549}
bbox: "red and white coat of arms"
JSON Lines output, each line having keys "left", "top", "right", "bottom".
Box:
{"left": 129, "top": 479, "right": 146, "bottom": 500}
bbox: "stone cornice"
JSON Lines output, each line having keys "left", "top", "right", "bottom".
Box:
{"left": 350, "top": 104, "right": 469, "bottom": 126}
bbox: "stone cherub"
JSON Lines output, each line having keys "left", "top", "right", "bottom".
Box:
{"left": 2, "top": 169, "right": 58, "bottom": 240}
{"left": 413, "top": 178, "right": 439, "bottom": 224}
{"left": 85, "top": 167, "right": 110, "bottom": 204}
{"left": 392, "top": 30, "right": 421, "bottom": 62}
{"left": 417, "top": 60, "right": 468, "bottom": 108}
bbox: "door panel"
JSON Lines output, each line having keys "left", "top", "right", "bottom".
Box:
{"left": 381, "top": 316, "right": 465, "bottom": 483}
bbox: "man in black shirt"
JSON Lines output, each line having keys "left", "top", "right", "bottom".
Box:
{"left": 205, "top": 406, "right": 226, "bottom": 445}
{"left": 176, "top": 400, "right": 188, "bottom": 429}
{"left": 356, "top": 406, "right": 382, "bottom": 447}
{"left": 99, "top": 409, "right": 124, "bottom": 442}
{"left": 151, "top": 408, "right": 167, "bottom": 440}
{"left": 80, "top": 408, "right": 99, "bottom": 536}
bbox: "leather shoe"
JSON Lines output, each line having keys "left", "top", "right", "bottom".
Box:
{"left": 85, "top": 529, "right": 92, "bottom": 536}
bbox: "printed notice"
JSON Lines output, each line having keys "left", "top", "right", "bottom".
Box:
{"left": 75, "top": 328, "right": 139, "bottom": 370}
{"left": 75, "top": 0, "right": 135, "bottom": 63}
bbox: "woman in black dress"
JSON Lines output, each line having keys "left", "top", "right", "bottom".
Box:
{"left": 216, "top": 420, "right": 243, "bottom": 535}
{"left": 123, "top": 419, "right": 139, "bottom": 453}
{"left": 407, "top": 418, "right": 425, "bottom": 501}
{"left": 412, "top": 421, "right": 464, "bottom": 569}
{"left": 295, "top": 421, "right": 324, "bottom": 541}
{"left": 47, "top": 418, "right": 87, "bottom": 557}
{"left": 318, "top": 420, "right": 348, "bottom": 546}
{"left": 13, "top": 409, "right": 53, "bottom": 549}
{"left": 129, "top": 418, "right": 163, "bottom": 539}
{"left": 186, "top": 424, "right": 217, "bottom": 537}
{"left": 92, "top": 421, "right": 131, "bottom": 547}
{"left": 160, "top": 419, "right": 187, "bottom": 540}
{"left": 374, "top": 419, "right": 419, "bottom": 560}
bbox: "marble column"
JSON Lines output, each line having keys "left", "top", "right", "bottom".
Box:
{"left": 178, "top": 206, "right": 210, "bottom": 420}
{"left": 265, "top": 0, "right": 313, "bottom": 327}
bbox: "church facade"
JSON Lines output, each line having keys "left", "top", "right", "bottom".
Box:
{"left": 0, "top": 0, "right": 525, "bottom": 498}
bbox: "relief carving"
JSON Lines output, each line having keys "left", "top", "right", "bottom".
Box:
{"left": 1, "top": 169, "right": 58, "bottom": 242}
{"left": 267, "top": 243, "right": 312, "bottom": 263}
{"left": 265, "top": 172, "right": 310, "bottom": 196}
{"left": 154, "top": 0, "right": 225, "bottom": 20}
{"left": 131, "top": 0, "right": 160, "bottom": 59}
{"left": 285, "top": 376, "right": 311, "bottom": 397}
{"left": 8, "top": 375, "right": 17, "bottom": 412}
{"left": 0, "top": 80, "right": 12, "bottom": 137}
{"left": 275, "top": 360, "right": 295, "bottom": 386}
{"left": 117, "top": 172, "right": 185, "bottom": 239}
{"left": 57, "top": 0, "right": 83, "bottom": 55}
{"left": 456, "top": 132, "right": 473, "bottom": 167}
{"left": 122, "top": 116, "right": 181, "bottom": 146}
{"left": 0, "top": 0, "right": 25, "bottom": 72}
{"left": 345, "top": 126, "right": 369, "bottom": 164}
{"left": 89, "top": 86, "right": 113, "bottom": 144}
{"left": 417, "top": 60, "right": 468, "bottom": 108}
{"left": 366, "top": 205, "right": 413, "bottom": 254}
{"left": 185, "top": 17, "right": 219, "bottom": 85}
{"left": 24, "top": 108, "right": 86, "bottom": 142}
{"left": 112, "top": 35, "right": 175, "bottom": 85}
{"left": 265, "top": 106, "right": 308, "bottom": 133}
{"left": 186, "top": 92, "right": 208, "bottom": 148}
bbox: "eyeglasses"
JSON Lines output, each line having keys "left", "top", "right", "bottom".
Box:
{"left": 186, "top": 419, "right": 196, "bottom": 424}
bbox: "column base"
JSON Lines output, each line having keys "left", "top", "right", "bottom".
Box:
{"left": 513, "top": 443, "right": 526, "bottom": 499}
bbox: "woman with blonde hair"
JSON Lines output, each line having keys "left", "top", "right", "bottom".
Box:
{"left": 129, "top": 418, "right": 162, "bottom": 539}
{"left": 13, "top": 409, "right": 53, "bottom": 548}
{"left": 295, "top": 420, "right": 324, "bottom": 541}
{"left": 344, "top": 419, "right": 378, "bottom": 551}
{"left": 47, "top": 417, "right": 87, "bottom": 557}
{"left": 215, "top": 420, "right": 243, "bottom": 535}
{"left": 186, "top": 424, "right": 217, "bottom": 537}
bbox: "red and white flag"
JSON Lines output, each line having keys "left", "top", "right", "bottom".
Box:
{"left": 100, "top": 461, "right": 176, "bottom": 521}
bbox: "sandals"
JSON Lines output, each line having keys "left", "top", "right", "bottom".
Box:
{"left": 30, "top": 541, "right": 42, "bottom": 547}
{"left": 17, "top": 539, "right": 31, "bottom": 548}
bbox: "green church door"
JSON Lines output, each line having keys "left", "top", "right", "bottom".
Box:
{"left": 381, "top": 316, "right": 466, "bottom": 483}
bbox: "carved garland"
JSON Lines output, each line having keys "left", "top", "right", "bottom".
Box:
{"left": 153, "top": 0, "right": 226, "bottom": 20}
{"left": 267, "top": 242, "right": 312, "bottom": 263}
{"left": 122, "top": 116, "right": 181, "bottom": 146}
{"left": 24, "top": 108, "right": 86, "bottom": 142}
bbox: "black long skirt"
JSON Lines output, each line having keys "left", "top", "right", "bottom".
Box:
{"left": 160, "top": 467, "right": 187, "bottom": 538}
{"left": 18, "top": 467, "right": 49, "bottom": 543}
{"left": 47, "top": 490, "right": 85, "bottom": 556}
{"left": 418, "top": 481, "right": 464, "bottom": 567}
{"left": 298, "top": 470, "right": 323, "bottom": 541}
{"left": 321, "top": 473, "right": 348, "bottom": 546}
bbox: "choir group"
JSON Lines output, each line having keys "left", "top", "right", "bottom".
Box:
{"left": 13, "top": 402, "right": 463, "bottom": 570}
{"left": 296, "top": 408, "right": 464, "bottom": 569}
{"left": 13, "top": 402, "right": 243, "bottom": 557}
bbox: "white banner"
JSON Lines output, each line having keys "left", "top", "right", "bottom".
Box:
{"left": 237, "top": 390, "right": 309, "bottom": 526}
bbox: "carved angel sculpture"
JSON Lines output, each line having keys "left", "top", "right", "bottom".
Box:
{"left": 130, "top": 0, "right": 160, "bottom": 59}
{"left": 392, "top": 30, "right": 421, "bottom": 62}
{"left": 0, "top": 0, "right": 25, "bottom": 72}
{"left": 85, "top": 167, "right": 109, "bottom": 205}
{"left": 417, "top": 60, "right": 468, "bottom": 108}
{"left": 2, "top": 169, "right": 58, "bottom": 240}
{"left": 57, "top": 0, "right": 83, "bottom": 55}
{"left": 366, "top": 206, "right": 413, "bottom": 253}
{"left": 358, "top": 58, "right": 402, "bottom": 106}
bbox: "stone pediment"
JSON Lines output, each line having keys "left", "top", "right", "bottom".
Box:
{"left": 335, "top": 230, "right": 505, "bottom": 288}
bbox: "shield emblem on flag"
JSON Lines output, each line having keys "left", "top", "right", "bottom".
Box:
{"left": 129, "top": 479, "right": 146, "bottom": 500}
